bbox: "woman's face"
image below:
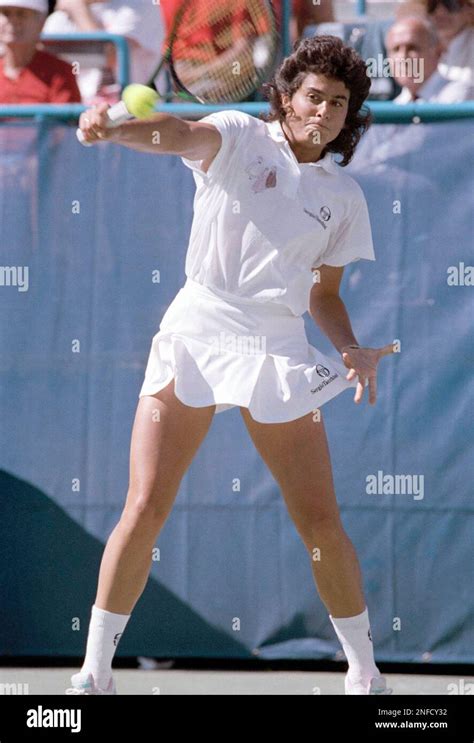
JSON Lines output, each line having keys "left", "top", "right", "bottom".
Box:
{"left": 282, "top": 72, "right": 350, "bottom": 150}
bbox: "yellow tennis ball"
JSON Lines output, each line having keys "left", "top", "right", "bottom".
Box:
{"left": 122, "top": 84, "right": 159, "bottom": 119}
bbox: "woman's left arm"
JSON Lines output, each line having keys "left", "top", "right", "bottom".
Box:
{"left": 309, "top": 264, "right": 394, "bottom": 405}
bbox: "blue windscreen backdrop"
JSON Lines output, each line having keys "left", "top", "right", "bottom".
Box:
{"left": 0, "top": 119, "right": 472, "bottom": 662}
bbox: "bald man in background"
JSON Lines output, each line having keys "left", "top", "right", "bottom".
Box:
{"left": 386, "top": 15, "right": 473, "bottom": 101}
{"left": 396, "top": 0, "right": 473, "bottom": 86}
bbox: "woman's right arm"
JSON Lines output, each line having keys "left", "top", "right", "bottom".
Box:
{"left": 78, "top": 102, "right": 222, "bottom": 163}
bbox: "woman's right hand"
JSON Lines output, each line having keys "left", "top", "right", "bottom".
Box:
{"left": 78, "top": 103, "right": 113, "bottom": 145}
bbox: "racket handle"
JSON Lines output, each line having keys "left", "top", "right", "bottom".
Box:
{"left": 76, "top": 100, "right": 133, "bottom": 147}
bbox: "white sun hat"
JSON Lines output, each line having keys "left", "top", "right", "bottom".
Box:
{"left": 0, "top": 0, "right": 48, "bottom": 12}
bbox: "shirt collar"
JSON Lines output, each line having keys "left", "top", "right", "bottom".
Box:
{"left": 266, "top": 118, "right": 338, "bottom": 175}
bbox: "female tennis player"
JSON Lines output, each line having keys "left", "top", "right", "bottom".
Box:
{"left": 68, "top": 35, "right": 394, "bottom": 695}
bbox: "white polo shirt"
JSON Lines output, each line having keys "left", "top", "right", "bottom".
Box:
{"left": 181, "top": 110, "right": 375, "bottom": 317}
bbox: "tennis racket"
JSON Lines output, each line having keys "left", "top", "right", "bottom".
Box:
{"left": 77, "top": 0, "right": 279, "bottom": 145}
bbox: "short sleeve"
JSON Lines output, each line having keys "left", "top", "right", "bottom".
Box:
{"left": 314, "top": 182, "right": 375, "bottom": 268}
{"left": 181, "top": 110, "right": 252, "bottom": 180}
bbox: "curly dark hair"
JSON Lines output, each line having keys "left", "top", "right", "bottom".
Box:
{"left": 262, "top": 36, "right": 372, "bottom": 166}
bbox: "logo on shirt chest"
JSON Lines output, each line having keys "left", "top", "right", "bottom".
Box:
{"left": 304, "top": 205, "right": 332, "bottom": 230}
{"left": 245, "top": 156, "right": 277, "bottom": 193}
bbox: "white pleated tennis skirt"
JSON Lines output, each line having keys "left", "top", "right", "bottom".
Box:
{"left": 139, "top": 277, "right": 357, "bottom": 423}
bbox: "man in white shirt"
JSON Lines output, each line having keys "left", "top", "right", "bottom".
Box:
{"left": 44, "top": 0, "right": 164, "bottom": 103}
{"left": 386, "top": 15, "right": 473, "bottom": 102}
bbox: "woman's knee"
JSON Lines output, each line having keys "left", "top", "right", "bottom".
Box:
{"left": 121, "top": 486, "right": 176, "bottom": 534}
{"left": 297, "top": 510, "right": 344, "bottom": 550}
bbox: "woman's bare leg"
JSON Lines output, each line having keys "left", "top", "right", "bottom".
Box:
{"left": 237, "top": 407, "right": 390, "bottom": 694}
{"left": 95, "top": 379, "right": 216, "bottom": 615}
{"left": 239, "top": 406, "right": 365, "bottom": 617}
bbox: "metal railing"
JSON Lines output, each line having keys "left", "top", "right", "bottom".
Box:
{"left": 40, "top": 32, "right": 131, "bottom": 90}
{"left": 0, "top": 101, "right": 473, "bottom": 124}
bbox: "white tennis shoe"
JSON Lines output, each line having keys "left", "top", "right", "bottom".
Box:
{"left": 66, "top": 671, "right": 116, "bottom": 695}
{"left": 345, "top": 673, "right": 392, "bottom": 695}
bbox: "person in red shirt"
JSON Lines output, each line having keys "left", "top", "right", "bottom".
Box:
{"left": 159, "top": 0, "right": 335, "bottom": 46}
{"left": 0, "top": 0, "right": 81, "bottom": 103}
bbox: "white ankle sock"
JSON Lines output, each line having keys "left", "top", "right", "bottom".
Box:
{"left": 329, "top": 607, "right": 379, "bottom": 685}
{"left": 81, "top": 604, "right": 131, "bottom": 689}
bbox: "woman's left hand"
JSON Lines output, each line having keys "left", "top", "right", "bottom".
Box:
{"left": 341, "top": 344, "right": 395, "bottom": 405}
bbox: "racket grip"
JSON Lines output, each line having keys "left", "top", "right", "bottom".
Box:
{"left": 76, "top": 100, "right": 133, "bottom": 147}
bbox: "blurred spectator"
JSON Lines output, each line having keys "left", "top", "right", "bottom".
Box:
{"left": 397, "top": 0, "right": 473, "bottom": 85}
{"left": 44, "top": 1, "right": 165, "bottom": 104}
{"left": 386, "top": 15, "right": 473, "bottom": 101}
{"left": 276, "top": 0, "right": 335, "bottom": 42}
{"left": 0, "top": 0, "right": 81, "bottom": 102}
{"left": 428, "top": 0, "right": 473, "bottom": 84}
{"left": 159, "top": 0, "right": 335, "bottom": 47}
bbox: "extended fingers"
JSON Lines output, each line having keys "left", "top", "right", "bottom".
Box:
{"left": 350, "top": 373, "right": 377, "bottom": 405}
{"left": 354, "top": 378, "right": 366, "bottom": 404}
{"left": 368, "top": 374, "right": 377, "bottom": 405}
{"left": 344, "top": 345, "right": 389, "bottom": 404}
